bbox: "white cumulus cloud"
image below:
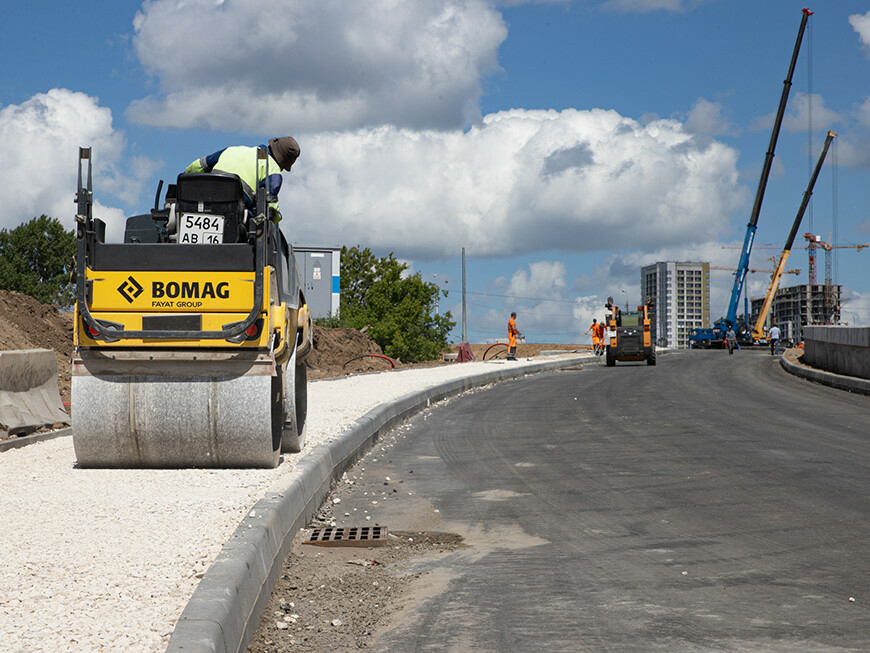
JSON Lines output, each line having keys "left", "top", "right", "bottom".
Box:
{"left": 128, "top": 0, "right": 507, "bottom": 132}
{"left": 684, "top": 98, "right": 735, "bottom": 137}
{"left": 601, "top": 0, "right": 700, "bottom": 14}
{"left": 0, "top": 89, "right": 131, "bottom": 237}
{"left": 849, "top": 11, "right": 870, "bottom": 53}
{"left": 751, "top": 93, "right": 842, "bottom": 134}
{"left": 506, "top": 261, "right": 568, "bottom": 300}
{"left": 286, "top": 108, "right": 744, "bottom": 259}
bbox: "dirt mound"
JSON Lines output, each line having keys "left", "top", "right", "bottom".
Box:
{"left": 307, "top": 326, "right": 391, "bottom": 378}
{"left": 0, "top": 290, "right": 73, "bottom": 406}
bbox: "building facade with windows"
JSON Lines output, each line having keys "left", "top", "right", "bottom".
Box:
{"left": 749, "top": 283, "right": 842, "bottom": 344}
{"left": 641, "top": 261, "right": 711, "bottom": 349}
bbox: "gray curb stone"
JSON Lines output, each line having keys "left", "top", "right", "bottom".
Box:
{"left": 166, "top": 357, "right": 583, "bottom": 653}
{"left": 0, "top": 426, "right": 71, "bottom": 453}
{"left": 780, "top": 353, "right": 870, "bottom": 395}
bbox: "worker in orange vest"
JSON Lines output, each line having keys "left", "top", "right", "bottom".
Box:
{"left": 507, "top": 312, "right": 521, "bottom": 360}
{"left": 585, "top": 318, "right": 605, "bottom": 356}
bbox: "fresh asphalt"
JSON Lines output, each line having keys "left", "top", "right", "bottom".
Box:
{"left": 363, "top": 349, "right": 870, "bottom": 652}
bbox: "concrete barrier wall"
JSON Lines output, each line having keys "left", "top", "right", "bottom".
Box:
{"left": 802, "top": 326, "right": 870, "bottom": 380}
{"left": 0, "top": 349, "right": 69, "bottom": 435}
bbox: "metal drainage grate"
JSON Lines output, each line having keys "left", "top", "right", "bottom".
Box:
{"left": 303, "top": 525, "right": 389, "bottom": 548}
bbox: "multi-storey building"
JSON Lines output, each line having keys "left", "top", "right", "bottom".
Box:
{"left": 749, "top": 283, "right": 841, "bottom": 344}
{"left": 641, "top": 262, "right": 711, "bottom": 349}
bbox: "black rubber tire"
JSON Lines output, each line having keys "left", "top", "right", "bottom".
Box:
{"left": 294, "top": 360, "right": 308, "bottom": 444}
{"left": 270, "top": 372, "right": 284, "bottom": 462}
{"left": 647, "top": 348, "right": 657, "bottom": 366}
{"left": 605, "top": 347, "right": 616, "bottom": 367}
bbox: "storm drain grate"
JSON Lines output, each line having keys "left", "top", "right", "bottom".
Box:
{"left": 303, "top": 525, "right": 389, "bottom": 548}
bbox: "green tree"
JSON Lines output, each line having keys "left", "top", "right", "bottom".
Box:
{"left": 0, "top": 216, "right": 77, "bottom": 306}
{"left": 318, "top": 245, "right": 455, "bottom": 362}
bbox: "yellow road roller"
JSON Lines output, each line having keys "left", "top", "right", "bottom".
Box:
{"left": 71, "top": 147, "right": 312, "bottom": 468}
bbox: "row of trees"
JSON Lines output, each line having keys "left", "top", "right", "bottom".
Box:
{"left": 0, "top": 216, "right": 77, "bottom": 306}
{"left": 0, "top": 218, "right": 454, "bottom": 362}
{"left": 316, "top": 246, "right": 455, "bottom": 362}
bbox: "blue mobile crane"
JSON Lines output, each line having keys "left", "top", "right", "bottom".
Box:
{"left": 690, "top": 8, "right": 813, "bottom": 348}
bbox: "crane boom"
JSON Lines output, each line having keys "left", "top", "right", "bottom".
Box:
{"left": 724, "top": 7, "right": 813, "bottom": 331}
{"left": 752, "top": 130, "right": 836, "bottom": 339}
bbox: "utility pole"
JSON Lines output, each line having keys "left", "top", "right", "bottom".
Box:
{"left": 461, "top": 247, "right": 467, "bottom": 343}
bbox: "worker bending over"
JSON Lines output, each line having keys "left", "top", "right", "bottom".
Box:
{"left": 185, "top": 136, "right": 300, "bottom": 223}
{"left": 585, "top": 318, "right": 605, "bottom": 356}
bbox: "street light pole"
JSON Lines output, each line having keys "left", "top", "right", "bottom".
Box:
{"left": 433, "top": 274, "right": 439, "bottom": 315}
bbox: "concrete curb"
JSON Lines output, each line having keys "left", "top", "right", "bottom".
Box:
{"left": 166, "top": 356, "right": 585, "bottom": 653}
{"left": 780, "top": 353, "right": 870, "bottom": 395}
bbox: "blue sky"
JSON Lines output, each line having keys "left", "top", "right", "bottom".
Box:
{"left": 1, "top": 0, "right": 869, "bottom": 344}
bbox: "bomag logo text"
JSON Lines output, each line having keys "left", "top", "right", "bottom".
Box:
{"left": 152, "top": 281, "right": 230, "bottom": 299}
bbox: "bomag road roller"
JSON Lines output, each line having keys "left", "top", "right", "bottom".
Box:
{"left": 604, "top": 297, "right": 656, "bottom": 367}
{"left": 71, "top": 147, "right": 313, "bottom": 468}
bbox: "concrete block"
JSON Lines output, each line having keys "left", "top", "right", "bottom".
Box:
{"left": 804, "top": 326, "right": 870, "bottom": 379}
{"left": 0, "top": 349, "right": 69, "bottom": 434}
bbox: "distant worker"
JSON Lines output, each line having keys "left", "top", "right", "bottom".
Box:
{"left": 605, "top": 297, "right": 622, "bottom": 327}
{"left": 184, "top": 136, "right": 300, "bottom": 223}
{"left": 585, "top": 318, "right": 605, "bottom": 356}
{"left": 507, "top": 312, "right": 521, "bottom": 360}
{"left": 725, "top": 327, "right": 737, "bottom": 355}
{"left": 768, "top": 324, "right": 781, "bottom": 356}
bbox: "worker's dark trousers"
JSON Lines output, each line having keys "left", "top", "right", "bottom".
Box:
{"left": 508, "top": 346, "right": 516, "bottom": 360}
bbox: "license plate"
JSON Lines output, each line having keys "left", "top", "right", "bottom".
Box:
{"left": 178, "top": 213, "right": 224, "bottom": 244}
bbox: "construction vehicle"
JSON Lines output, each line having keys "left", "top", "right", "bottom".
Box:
{"left": 604, "top": 297, "right": 656, "bottom": 367}
{"left": 71, "top": 146, "right": 313, "bottom": 468}
{"left": 751, "top": 130, "right": 836, "bottom": 339}
{"left": 689, "top": 8, "right": 813, "bottom": 350}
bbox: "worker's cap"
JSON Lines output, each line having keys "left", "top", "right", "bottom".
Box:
{"left": 268, "top": 136, "right": 300, "bottom": 171}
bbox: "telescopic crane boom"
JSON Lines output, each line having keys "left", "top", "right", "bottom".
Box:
{"left": 752, "top": 130, "right": 837, "bottom": 339}
{"left": 723, "top": 7, "right": 813, "bottom": 332}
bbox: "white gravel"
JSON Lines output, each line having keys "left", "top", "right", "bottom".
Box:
{"left": 0, "top": 355, "right": 586, "bottom": 652}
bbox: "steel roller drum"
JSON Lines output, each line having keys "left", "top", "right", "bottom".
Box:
{"left": 72, "top": 373, "right": 279, "bottom": 468}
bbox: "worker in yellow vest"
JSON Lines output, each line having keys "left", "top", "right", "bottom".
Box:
{"left": 184, "top": 136, "right": 300, "bottom": 222}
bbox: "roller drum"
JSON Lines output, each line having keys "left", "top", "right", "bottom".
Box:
{"left": 72, "top": 373, "right": 280, "bottom": 468}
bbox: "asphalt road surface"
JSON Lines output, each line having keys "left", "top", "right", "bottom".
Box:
{"left": 360, "top": 349, "right": 870, "bottom": 652}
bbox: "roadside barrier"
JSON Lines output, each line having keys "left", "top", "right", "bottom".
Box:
{"left": 0, "top": 349, "right": 69, "bottom": 436}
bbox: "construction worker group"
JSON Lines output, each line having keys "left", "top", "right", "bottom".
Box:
{"left": 586, "top": 318, "right": 606, "bottom": 356}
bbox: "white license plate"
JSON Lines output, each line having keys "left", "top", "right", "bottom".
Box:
{"left": 178, "top": 213, "right": 224, "bottom": 244}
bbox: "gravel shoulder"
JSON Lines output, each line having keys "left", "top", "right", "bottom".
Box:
{"left": 0, "top": 353, "right": 587, "bottom": 652}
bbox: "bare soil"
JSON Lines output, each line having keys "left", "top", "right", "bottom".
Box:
{"left": 0, "top": 290, "right": 74, "bottom": 410}
{"left": 248, "top": 528, "right": 465, "bottom": 652}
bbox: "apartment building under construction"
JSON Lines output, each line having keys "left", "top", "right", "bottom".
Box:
{"left": 750, "top": 283, "right": 842, "bottom": 344}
